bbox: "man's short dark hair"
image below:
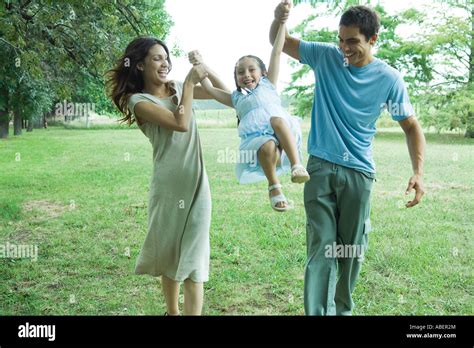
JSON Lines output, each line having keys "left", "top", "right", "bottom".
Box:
{"left": 339, "top": 5, "right": 380, "bottom": 41}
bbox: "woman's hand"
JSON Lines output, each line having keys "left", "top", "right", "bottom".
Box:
{"left": 185, "top": 64, "right": 208, "bottom": 85}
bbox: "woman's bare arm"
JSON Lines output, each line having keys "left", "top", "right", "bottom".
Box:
{"left": 134, "top": 65, "right": 207, "bottom": 132}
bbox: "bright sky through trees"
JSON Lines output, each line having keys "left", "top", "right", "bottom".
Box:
{"left": 165, "top": 0, "right": 437, "bottom": 92}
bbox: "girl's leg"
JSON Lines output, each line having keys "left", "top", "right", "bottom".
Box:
{"left": 258, "top": 140, "right": 287, "bottom": 209}
{"left": 270, "top": 117, "right": 300, "bottom": 167}
{"left": 183, "top": 279, "right": 204, "bottom": 315}
{"left": 161, "top": 276, "right": 180, "bottom": 315}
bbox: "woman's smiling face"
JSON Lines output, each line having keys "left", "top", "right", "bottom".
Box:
{"left": 140, "top": 44, "right": 171, "bottom": 85}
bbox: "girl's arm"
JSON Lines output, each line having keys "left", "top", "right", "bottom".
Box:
{"left": 200, "top": 78, "right": 233, "bottom": 108}
{"left": 267, "top": 21, "right": 286, "bottom": 87}
{"left": 194, "top": 68, "right": 230, "bottom": 100}
{"left": 133, "top": 65, "right": 206, "bottom": 132}
{"left": 269, "top": 0, "right": 299, "bottom": 60}
{"left": 201, "top": 64, "right": 229, "bottom": 92}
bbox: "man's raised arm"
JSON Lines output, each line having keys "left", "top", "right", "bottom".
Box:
{"left": 269, "top": 0, "right": 301, "bottom": 61}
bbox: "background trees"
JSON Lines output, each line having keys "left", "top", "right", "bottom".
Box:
{"left": 1, "top": 1, "right": 472, "bottom": 138}
{"left": 0, "top": 0, "right": 172, "bottom": 138}
{"left": 289, "top": 0, "right": 473, "bottom": 137}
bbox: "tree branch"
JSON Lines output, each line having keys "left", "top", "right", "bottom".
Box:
{"left": 446, "top": 44, "right": 470, "bottom": 69}
{"left": 428, "top": 80, "right": 464, "bottom": 88}
{"left": 123, "top": 3, "right": 146, "bottom": 34}
{"left": 431, "top": 67, "right": 467, "bottom": 86}
{"left": 0, "top": 37, "right": 23, "bottom": 53}
{"left": 20, "top": 0, "right": 32, "bottom": 10}
{"left": 115, "top": 1, "right": 141, "bottom": 35}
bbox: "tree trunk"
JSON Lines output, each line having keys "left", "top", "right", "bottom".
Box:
{"left": 466, "top": 111, "right": 474, "bottom": 138}
{"left": 0, "top": 87, "right": 9, "bottom": 139}
{"left": 27, "top": 119, "right": 33, "bottom": 132}
{"left": 465, "top": 6, "right": 474, "bottom": 138}
{"left": 33, "top": 116, "right": 44, "bottom": 129}
{"left": 0, "top": 109, "right": 9, "bottom": 139}
{"left": 13, "top": 107, "right": 22, "bottom": 136}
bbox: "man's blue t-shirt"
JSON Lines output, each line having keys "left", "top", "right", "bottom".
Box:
{"left": 299, "top": 40, "right": 414, "bottom": 173}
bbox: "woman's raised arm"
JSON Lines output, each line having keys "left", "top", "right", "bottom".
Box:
{"left": 134, "top": 65, "right": 207, "bottom": 132}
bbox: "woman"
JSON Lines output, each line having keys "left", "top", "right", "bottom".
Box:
{"left": 107, "top": 37, "right": 228, "bottom": 315}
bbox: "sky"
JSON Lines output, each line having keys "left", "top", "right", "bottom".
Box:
{"left": 164, "top": 0, "right": 435, "bottom": 93}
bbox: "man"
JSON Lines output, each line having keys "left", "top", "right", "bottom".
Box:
{"left": 270, "top": 2, "right": 425, "bottom": 315}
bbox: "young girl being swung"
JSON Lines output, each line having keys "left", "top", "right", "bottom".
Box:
{"left": 200, "top": 3, "right": 308, "bottom": 212}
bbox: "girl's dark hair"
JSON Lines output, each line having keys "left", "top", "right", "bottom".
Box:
{"left": 233, "top": 55, "right": 267, "bottom": 92}
{"left": 339, "top": 5, "right": 380, "bottom": 41}
{"left": 106, "top": 37, "right": 172, "bottom": 125}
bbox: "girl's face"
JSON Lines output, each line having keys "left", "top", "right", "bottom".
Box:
{"left": 235, "top": 57, "right": 264, "bottom": 90}
{"left": 138, "top": 44, "right": 170, "bottom": 85}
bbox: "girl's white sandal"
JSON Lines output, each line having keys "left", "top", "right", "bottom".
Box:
{"left": 268, "top": 184, "right": 293, "bottom": 212}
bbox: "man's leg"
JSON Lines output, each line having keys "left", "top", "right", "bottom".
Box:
{"left": 303, "top": 156, "right": 339, "bottom": 315}
{"left": 334, "top": 167, "right": 374, "bottom": 315}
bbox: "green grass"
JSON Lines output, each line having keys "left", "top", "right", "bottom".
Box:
{"left": 0, "top": 125, "right": 473, "bottom": 315}
{"left": 194, "top": 108, "right": 238, "bottom": 128}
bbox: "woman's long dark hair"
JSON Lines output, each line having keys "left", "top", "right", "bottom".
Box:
{"left": 106, "top": 37, "right": 172, "bottom": 125}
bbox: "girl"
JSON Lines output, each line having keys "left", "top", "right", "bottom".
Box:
{"left": 107, "top": 37, "right": 228, "bottom": 315}
{"left": 200, "top": 19, "right": 309, "bottom": 212}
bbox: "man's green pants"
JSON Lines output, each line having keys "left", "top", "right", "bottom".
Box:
{"left": 303, "top": 155, "right": 375, "bottom": 315}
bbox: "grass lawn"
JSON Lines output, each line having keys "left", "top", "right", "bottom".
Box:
{"left": 0, "top": 124, "right": 473, "bottom": 315}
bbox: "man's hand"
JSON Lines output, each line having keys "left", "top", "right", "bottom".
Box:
{"left": 405, "top": 174, "right": 425, "bottom": 208}
{"left": 188, "top": 50, "right": 203, "bottom": 66}
{"left": 398, "top": 117, "right": 426, "bottom": 209}
{"left": 275, "top": 0, "right": 291, "bottom": 23}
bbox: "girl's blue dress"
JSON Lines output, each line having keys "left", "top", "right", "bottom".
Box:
{"left": 231, "top": 76, "right": 303, "bottom": 184}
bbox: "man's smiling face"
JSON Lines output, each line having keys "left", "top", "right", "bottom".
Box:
{"left": 338, "top": 25, "right": 377, "bottom": 67}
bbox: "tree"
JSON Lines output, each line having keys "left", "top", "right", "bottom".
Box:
{"left": 0, "top": 0, "right": 173, "bottom": 138}
{"left": 288, "top": 0, "right": 473, "bottom": 136}
{"left": 392, "top": 2, "right": 473, "bottom": 135}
